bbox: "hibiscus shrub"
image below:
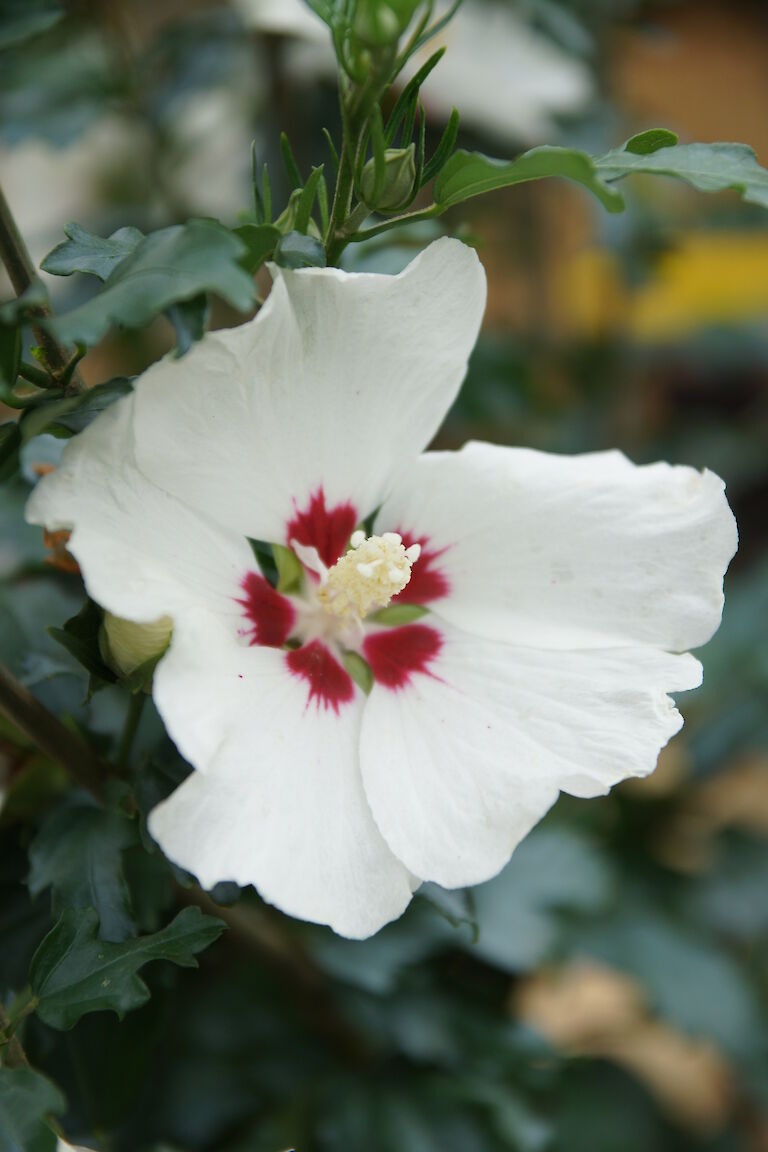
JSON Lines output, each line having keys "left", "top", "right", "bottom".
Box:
{"left": 1, "top": 2, "right": 767, "bottom": 1150}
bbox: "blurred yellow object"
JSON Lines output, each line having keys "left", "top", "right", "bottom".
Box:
{"left": 558, "top": 232, "right": 768, "bottom": 342}
{"left": 516, "top": 961, "right": 733, "bottom": 1133}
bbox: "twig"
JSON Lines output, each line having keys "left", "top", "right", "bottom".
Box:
{"left": 0, "top": 1000, "right": 29, "bottom": 1069}
{"left": 0, "top": 181, "right": 85, "bottom": 394}
{"left": 0, "top": 661, "right": 105, "bottom": 800}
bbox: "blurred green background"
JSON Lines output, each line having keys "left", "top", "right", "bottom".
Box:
{"left": 1, "top": 1, "right": 767, "bottom": 1149}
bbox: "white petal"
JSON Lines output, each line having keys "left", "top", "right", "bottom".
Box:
{"left": 149, "top": 612, "right": 415, "bottom": 938}
{"left": 376, "top": 443, "right": 737, "bottom": 652}
{"left": 131, "top": 238, "right": 486, "bottom": 542}
{"left": 360, "top": 621, "right": 702, "bottom": 889}
{"left": 25, "top": 394, "right": 253, "bottom": 623}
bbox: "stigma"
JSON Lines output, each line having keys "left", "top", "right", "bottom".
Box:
{"left": 318, "top": 532, "right": 421, "bottom": 619}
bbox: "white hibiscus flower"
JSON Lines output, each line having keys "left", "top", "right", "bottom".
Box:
{"left": 26, "top": 238, "right": 737, "bottom": 938}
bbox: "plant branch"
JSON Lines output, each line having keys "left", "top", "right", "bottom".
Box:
{"left": 0, "top": 181, "right": 85, "bottom": 394}
{"left": 0, "top": 661, "right": 106, "bottom": 800}
{"left": 0, "top": 1000, "right": 29, "bottom": 1069}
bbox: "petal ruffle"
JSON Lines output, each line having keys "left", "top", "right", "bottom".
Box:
{"left": 149, "top": 612, "right": 415, "bottom": 938}
{"left": 25, "top": 394, "right": 253, "bottom": 623}
{"left": 131, "top": 238, "right": 486, "bottom": 542}
{"left": 360, "top": 621, "right": 702, "bottom": 888}
{"left": 376, "top": 443, "right": 738, "bottom": 652}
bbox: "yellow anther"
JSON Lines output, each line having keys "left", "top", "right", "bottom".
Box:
{"left": 318, "top": 533, "right": 420, "bottom": 619}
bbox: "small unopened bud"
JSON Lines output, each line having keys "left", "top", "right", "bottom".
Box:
{"left": 99, "top": 612, "right": 172, "bottom": 679}
{"left": 354, "top": 0, "right": 421, "bottom": 46}
{"left": 360, "top": 145, "right": 416, "bottom": 212}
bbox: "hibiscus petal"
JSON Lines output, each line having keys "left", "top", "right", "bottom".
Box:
{"left": 130, "top": 237, "right": 486, "bottom": 542}
{"left": 25, "top": 394, "right": 253, "bottom": 623}
{"left": 360, "top": 620, "right": 702, "bottom": 888}
{"left": 149, "top": 612, "right": 415, "bottom": 937}
{"left": 376, "top": 443, "right": 738, "bottom": 652}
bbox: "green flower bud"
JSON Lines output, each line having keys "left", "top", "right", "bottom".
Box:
{"left": 360, "top": 144, "right": 416, "bottom": 212}
{"left": 354, "top": 0, "right": 422, "bottom": 46}
{"left": 99, "top": 611, "right": 173, "bottom": 680}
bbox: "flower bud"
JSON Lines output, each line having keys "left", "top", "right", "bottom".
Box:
{"left": 354, "top": 0, "right": 422, "bottom": 46}
{"left": 99, "top": 612, "right": 172, "bottom": 680}
{"left": 360, "top": 144, "right": 416, "bottom": 212}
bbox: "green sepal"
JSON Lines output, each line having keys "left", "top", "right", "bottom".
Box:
{"left": 273, "top": 544, "right": 304, "bottom": 594}
{"left": 273, "top": 231, "right": 327, "bottom": 270}
{"left": 342, "top": 651, "right": 373, "bottom": 695}
{"left": 368, "top": 603, "right": 428, "bottom": 625}
{"left": 234, "top": 223, "right": 281, "bottom": 274}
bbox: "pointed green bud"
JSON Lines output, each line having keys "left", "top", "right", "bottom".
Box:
{"left": 98, "top": 612, "right": 172, "bottom": 680}
{"left": 360, "top": 144, "right": 416, "bottom": 212}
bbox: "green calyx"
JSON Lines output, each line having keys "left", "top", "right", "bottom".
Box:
{"left": 360, "top": 144, "right": 417, "bottom": 212}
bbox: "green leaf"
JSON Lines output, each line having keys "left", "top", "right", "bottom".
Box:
{"left": 19, "top": 377, "right": 132, "bottom": 442}
{"left": 0, "top": 1067, "right": 63, "bottom": 1152}
{"left": 47, "top": 598, "right": 116, "bottom": 692}
{"left": 48, "top": 220, "right": 254, "bottom": 346}
{"left": 30, "top": 906, "right": 226, "bottom": 1030}
{"left": 273, "top": 231, "right": 327, "bottom": 270}
{"left": 233, "top": 223, "right": 281, "bottom": 275}
{"left": 28, "top": 799, "right": 139, "bottom": 943}
{"left": 433, "top": 146, "right": 625, "bottom": 212}
{"left": 166, "top": 294, "right": 208, "bottom": 356}
{"left": 0, "top": 326, "right": 21, "bottom": 387}
{"left": 41, "top": 223, "right": 144, "bottom": 280}
{"left": 280, "top": 132, "right": 302, "bottom": 191}
{"left": 594, "top": 139, "right": 768, "bottom": 208}
{"left": 294, "top": 165, "right": 325, "bottom": 235}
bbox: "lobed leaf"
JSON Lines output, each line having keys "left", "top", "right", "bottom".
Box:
{"left": 47, "top": 221, "right": 254, "bottom": 346}
{"left": 28, "top": 799, "right": 139, "bottom": 942}
{"left": 0, "top": 1067, "right": 63, "bottom": 1152}
{"left": 432, "top": 131, "right": 768, "bottom": 218}
{"left": 41, "top": 223, "right": 144, "bottom": 281}
{"left": 433, "top": 146, "right": 625, "bottom": 213}
{"left": 30, "top": 906, "right": 226, "bottom": 1030}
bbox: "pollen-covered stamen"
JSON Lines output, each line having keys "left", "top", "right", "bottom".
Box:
{"left": 318, "top": 532, "right": 421, "bottom": 620}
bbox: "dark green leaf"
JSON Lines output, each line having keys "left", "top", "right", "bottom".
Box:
{"left": 19, "top": 377, "right": 132, "bottom": 442}
{"left": 0, "top": 423, "right": 21, "bottom": 484}
{"left": 0, "top": 326, "right": 21, "bottom": 387}
{"left": 233, "top": 223, "right": 281, "bottom": 275}
{"left": 28, "top": 799, "right": 139, "bottom": 942}
{"left": 166, "top": 295, "right": 208, "bottom": 356}
{"left": 30, "top": 906, "right": 226, "bottom": 1030}
{"left": 273, "top": 231, "right": 326, "bottom": 270}
{"left": 422, "top": 106, "right": 460, "bottom": 187}
{"left": 47, "top": 598, "right": 116, "bottom": 690}
{"left": 433, "top": 146, "right": 625, "bottom": 213}
{"left": 594, "top": 139, "right": 768, "bottom": 208}
{"left": 48, "top": 221, "right": 254, "bottom": 346}
{"left": 41, "top": 223, "right": 144, "bottom": 281}
{"left": 0, "top": 1067, "right": 63, "bottom": 1152}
